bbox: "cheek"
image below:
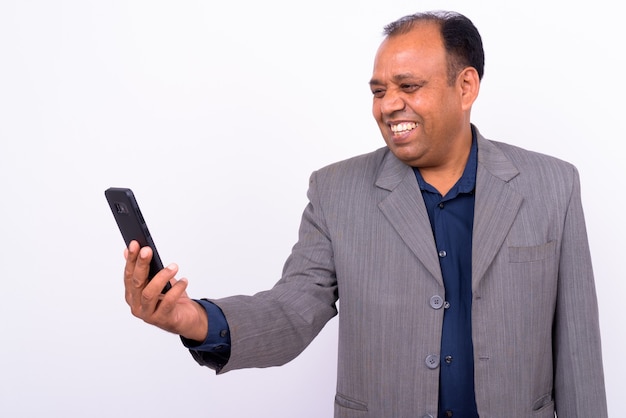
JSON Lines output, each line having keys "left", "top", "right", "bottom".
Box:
{"left": 371, "top": 101, "right": 381, "bottom": 121}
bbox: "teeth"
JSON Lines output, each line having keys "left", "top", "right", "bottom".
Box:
{"left": 391, "top": 122, "right": 417, "bottom": 133}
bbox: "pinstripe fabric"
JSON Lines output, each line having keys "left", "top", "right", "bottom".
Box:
{"left": 208, "top": 127, "right": 607, "bottom": 417}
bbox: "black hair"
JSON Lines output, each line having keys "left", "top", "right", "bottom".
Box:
{"left": 383, "top": 11, "right": 485, "bottom": 83}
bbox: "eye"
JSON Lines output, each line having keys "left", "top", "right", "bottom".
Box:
{"left": 371, "top": 88, "right": 386, "bottom": 98}
{"left": 401, "top": 83, "right": 421, "bottom": 92}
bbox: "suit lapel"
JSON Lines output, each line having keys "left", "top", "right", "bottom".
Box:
{"left": 472, "top": 133, "right": 523, "bottom": 289}
{"left": 373, "top": 130, "right": 524, "bottom": 290}
{"left": 376, "top": 151, "right": 444, "bottom": 286}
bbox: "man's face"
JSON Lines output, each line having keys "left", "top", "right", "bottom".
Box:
{"left": 370, "top": 23, "right": 470, "bottom": 168}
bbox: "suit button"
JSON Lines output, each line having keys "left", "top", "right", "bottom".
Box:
{"left": 429, "top": 295, "right": 444, "bottom": 309}
{"left": 425, "top": 354, "right": 440, "bottom": 369}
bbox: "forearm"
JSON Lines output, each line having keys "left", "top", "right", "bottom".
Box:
{"left": 210, "top": 174, "right": 339, "bottom": 373}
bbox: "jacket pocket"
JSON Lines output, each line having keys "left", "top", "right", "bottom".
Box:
{"left": 508, "top": 240, "right": 556, "bottom": 263}
{"left": 335, "top": 392, "right": 368, "bottom": 411}
{"left": 532, "top": 392, "right": 555, "bottom": 415}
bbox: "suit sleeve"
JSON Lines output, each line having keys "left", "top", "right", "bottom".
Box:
{"left": 192, "top": 170, "right": 339, "bottom": 374}
{"left": 553, "top": 166, "right": 608, "bottom": 416}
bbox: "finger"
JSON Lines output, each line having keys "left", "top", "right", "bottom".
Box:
{"left": 125, "top": 243, "right": 152, "bottom": 311}
{"left": 152, "top": 277, "right": 189, "bottom": 318}
{"left": 138, "top": 263, "right": 179, "bottom": 321}
{"left": 123, "top": 241, "right": 141, "bottom": 305}
{"left": 123, "top": 240, "right": 140, "bottom": 286}
{"left": 133, "top": 246, "right": 153, "bottom": 288}
{"left": 147, "top": 278, "right": 197, "bottom": 335}
{"left": 123, "top": 244, "right": 131, "bottom": 261}
{"left": 144, "top": 261, "right": 179, "bottom": 297}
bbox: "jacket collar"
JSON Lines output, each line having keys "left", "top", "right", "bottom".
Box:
{"left": 375, "top": 125, "right": 523, "bottom": 287}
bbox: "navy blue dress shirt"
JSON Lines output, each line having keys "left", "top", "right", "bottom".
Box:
{"left": 413, "top": 132, "right": 478, "bottom": 418}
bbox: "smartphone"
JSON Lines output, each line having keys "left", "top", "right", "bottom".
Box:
{"left": 105, "top": 187, "right": 171, "bottom": 293}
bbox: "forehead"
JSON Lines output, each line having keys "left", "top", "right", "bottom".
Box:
{"left": 372, "top": 22, "right": 447, "bottom": 80}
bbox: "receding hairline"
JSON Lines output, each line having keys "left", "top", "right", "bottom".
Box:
{"left": 382, "top": 11, "right": 458, "bottom": 37}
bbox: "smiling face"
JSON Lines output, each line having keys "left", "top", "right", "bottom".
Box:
{"left": 370, "top": 21, "right": 478, "bottom": 170}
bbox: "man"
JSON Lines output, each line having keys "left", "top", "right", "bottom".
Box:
{"left": 123, "top": 11, "right": 607, "bottom": 417}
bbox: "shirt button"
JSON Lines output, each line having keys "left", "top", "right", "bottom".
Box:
{"left": 425, "top": 354, "right": 440, "bottom": 369}
{"left": 429, "top": 295, "right": 444, "bottom": 309}
{"left": 438, "top": 250, "right": 447, "bottom": 257}
{"left": 445, "top": 355, "right": 453, "bottom": 364}
{"left": 438, "top": 202, "right": 444, "bottom": 209}
{"left": 445, "top": 410, "right": 453, "bottom": 417}
{"left": 443, "top": 301, "right": 450, "bottom": 309}
{"left": 219, "top": 329, "right": 228, "bottom": 338}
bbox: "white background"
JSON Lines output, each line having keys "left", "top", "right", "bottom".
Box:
{"left": 1, "top": 1, "right": 623, "bottom": 417}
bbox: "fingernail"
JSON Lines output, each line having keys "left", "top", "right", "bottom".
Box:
{"left": 167, "top": 263, "right": 178, "bottom": 271}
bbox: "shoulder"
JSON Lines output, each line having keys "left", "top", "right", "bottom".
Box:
{"left": 478, "top": 132, "right": 579, "bottom": 184}
{"left": 311, "top": 147, "right": 390, "bottom": 185}
{"left": 318, "top": 147, "right": 389, "bottom": 172}
{"left": 490, "top": 139, "right": 574, "bottom": 170}
{"left": 474, "top": 127, "right": 583, "bottom": 202}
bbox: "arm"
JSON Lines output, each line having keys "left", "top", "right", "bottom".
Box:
{"left": 553, "top": 167, "right": 607, "bottom": 416}
{"left": 123, "top": 170, "right": 339, "bottom": 373}
{"left": 208, "top": 170, "right": 339, "bottom": 373}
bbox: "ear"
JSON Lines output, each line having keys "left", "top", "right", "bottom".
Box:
{"left": 458, "top": 67, "right": 480, "bottom": 111}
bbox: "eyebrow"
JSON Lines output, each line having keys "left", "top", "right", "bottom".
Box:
{"left": 369, "top": 73, "right": 425, "bottom": 86}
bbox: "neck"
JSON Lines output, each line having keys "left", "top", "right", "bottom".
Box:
{"left": 419, "top": 134, "right": 472, "bottom": 196}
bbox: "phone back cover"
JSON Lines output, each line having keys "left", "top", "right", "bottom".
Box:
{"left": 104, "top": 187, "right": 164, "bottom": 280}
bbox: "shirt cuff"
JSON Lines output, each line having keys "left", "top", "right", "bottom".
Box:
{"left": 180, "top": 299, "right": 231, "bottom": 353}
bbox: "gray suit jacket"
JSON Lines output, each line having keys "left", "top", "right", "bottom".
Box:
{"left": 207, "top": 128, "right": 607, "bottom": 417}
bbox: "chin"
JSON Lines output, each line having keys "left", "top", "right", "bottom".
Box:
{"left": 388, "top": 148, "right": 414, "bottom": 164}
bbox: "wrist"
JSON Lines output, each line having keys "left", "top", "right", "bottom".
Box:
{"left": 181, "top": 300, "right": 209, "bottom": 342}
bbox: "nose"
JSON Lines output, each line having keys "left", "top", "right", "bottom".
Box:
{"left": 379, "top": 90, "right": 405, "bottom": 115}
